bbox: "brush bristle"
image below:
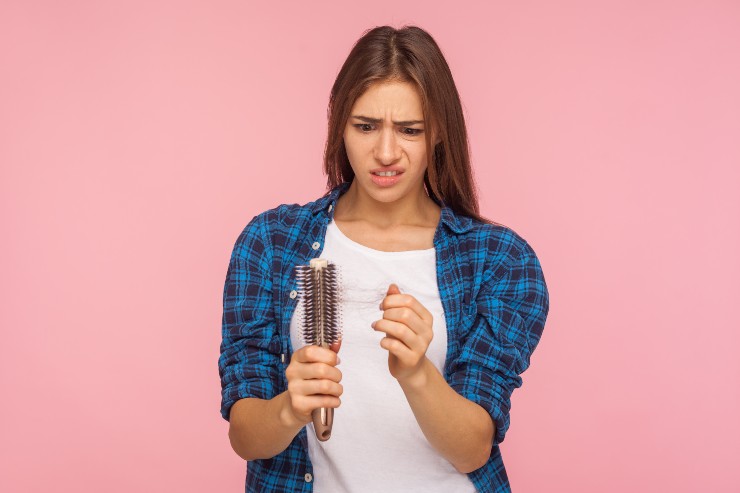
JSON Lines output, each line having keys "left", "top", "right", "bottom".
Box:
{"left": 294, "top": 260, "right": 343, "bottom": 347}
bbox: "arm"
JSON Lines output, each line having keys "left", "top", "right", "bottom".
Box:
{"left": 219, "top": 213, "right": 284, "bottom": 457}
{"left": 229, "top": 393, "right": 304, "bottom": 461}
{"left": 229, "top": 338, "right": 343, "bottom": 461}
{"left": 219, "top": 213, "right": 343, "bottom": 461}
{"left": 375, "top": 284, "right": 491, "bottom": 473}
{"left": 375, "top": 239, "right": 549, "bottom": 471}
{"left": 398, "top": 358, "right": 493, "bottom": 473}
{"left": 229, "top": 345, "right": 343, "bottom": 461}
{"left": 448, "top": 239, "right": 550, "bottom": 449}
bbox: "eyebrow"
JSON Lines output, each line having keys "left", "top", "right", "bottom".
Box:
{"left": 351, "top": 115, "right": 425, "bottom": 126}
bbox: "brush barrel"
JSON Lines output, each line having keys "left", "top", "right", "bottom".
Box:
{"left": 296, "top": 258, "right": 341, "bottom": 442}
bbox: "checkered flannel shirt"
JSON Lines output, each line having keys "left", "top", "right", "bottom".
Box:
{"left": 219, "top": 181, "right": 550, "bottom": 492}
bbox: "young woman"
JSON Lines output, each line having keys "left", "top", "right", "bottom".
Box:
{"left": 218, "top": 25, "right": 550, "bottom": 493}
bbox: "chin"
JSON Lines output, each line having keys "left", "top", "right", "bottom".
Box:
{"left": 366, "top": 184, "right": 414, "bottom": 203}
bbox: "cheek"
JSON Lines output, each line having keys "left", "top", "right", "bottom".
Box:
{"left": 345, "top": 135, "right": 372, "bottom": 158}
{"left": 407, "top": 142, "right": 428, "bottom": 165}
{"left": 343, "top": 134, "right": 366, "bottom": 170}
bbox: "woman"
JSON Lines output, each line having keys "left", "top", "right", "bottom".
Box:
{"left": 218, "top": 25, "right": 549, "bottom": 493}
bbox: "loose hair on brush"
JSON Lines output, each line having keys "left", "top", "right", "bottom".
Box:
{"left": 323, "top": 24, "right": 501, "bottom": 227}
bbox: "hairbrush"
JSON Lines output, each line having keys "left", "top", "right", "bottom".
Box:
{"left": 294, "top": 258, "right": 343, "bottom": 441}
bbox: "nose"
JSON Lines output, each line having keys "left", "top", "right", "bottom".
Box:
{"left": 374, "top": 127, "right": 402, "bottom": 165}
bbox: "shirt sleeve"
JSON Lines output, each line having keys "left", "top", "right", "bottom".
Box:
{"left": 448, "top": 239, "right": 550, "bottom": 446}
{"left": 218, "top": 212, "right": 281, "bottom": 422}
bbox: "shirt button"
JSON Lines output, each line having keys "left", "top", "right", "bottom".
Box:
{"left": 289, "top": 290, "right": 297, "bottom": 299}
{"left": 328, "top": 204, "right": 333, "bottom": 212}
{"left": 312, "top": 241, "right": 320, "bottom": 250}
{"left": 304, "top": 472, "right": 313, "bottom": 483}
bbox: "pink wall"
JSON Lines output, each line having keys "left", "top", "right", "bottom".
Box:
{"left": 1, "top": 1, "right": 738, "bottom": 491}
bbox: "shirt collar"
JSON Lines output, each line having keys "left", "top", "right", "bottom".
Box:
{"left": 310, "top": 181, "right": 474, "bottom": 235}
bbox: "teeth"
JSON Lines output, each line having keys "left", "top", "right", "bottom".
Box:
{"left": 374, "top": 171, "right": 399, "bottom": 176}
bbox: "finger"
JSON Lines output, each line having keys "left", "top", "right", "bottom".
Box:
{"left": 293, "top": 345, "right": 340, "bottom": 365}
{"left": 329, "top": 340, "right": 342, "bottom": 354}
{"left": 379, "top": 283, "right": 400, "bottom": 310}
{"left": 286, "top": 361, "right": 342, "bottom": 386}
{"left": 290, "top": 394, "right": 342, "bottom": 419}
{"left": 372, "top": 319, "right": 425, "bottom": 353}
{"left": 293, "top": 395, "right": 342, "bottom": 412}
{"left": 301, "top": 361, "right": 342, "bottom": 382}
{"left": 380, "top": 292, "right": 433, "bottom": 325}
{"left": 295, "top": 378, "right": 344, "bottom": 398}
{"left": 380, "top": 307, "right": 429, "bottom": 337}
{"left": 328, "top": 340, "right": 342, "bottom": 365}
{"left": 379, "top": 336, "right": 417, "bottom": 364}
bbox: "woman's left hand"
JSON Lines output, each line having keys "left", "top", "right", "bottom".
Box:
{"left": 372, "top": 283, "right": 434, "bottom": 384}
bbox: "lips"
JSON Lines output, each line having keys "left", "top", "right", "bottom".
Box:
{"left": 370, "top": 171, "right": 403, "bottom": 187}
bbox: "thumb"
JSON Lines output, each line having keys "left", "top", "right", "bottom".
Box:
{"left": 380, "top": 283, "right": 401, "bottom": 311}
{"left": 329, "top": 340, "right": 342, "bottom": 354}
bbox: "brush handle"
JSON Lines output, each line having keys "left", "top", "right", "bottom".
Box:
{"left": 311, "top": 340, "right": 334, "bottom": 441}
{"left": 311, "top": 407, "right": 334, "bottom": 441}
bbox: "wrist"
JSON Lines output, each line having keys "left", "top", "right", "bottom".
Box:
{"left": 397, "top": 357, "right": 433, "bottom": 391}
{"left": 276, "top": 392, "right": 307, "bottom": 431}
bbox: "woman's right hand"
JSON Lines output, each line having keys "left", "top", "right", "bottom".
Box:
{"left": 282, "top": 342, "right": 342, "bottom": 427}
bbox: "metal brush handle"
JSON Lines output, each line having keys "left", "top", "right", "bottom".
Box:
{"left": 312, "top": 407, "right": 333, "bottom": 440}
{"left": 312, "top": 346, "right": 334, "bottom": 442}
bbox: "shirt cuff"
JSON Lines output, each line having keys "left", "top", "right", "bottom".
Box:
{"left": 448, "top": 362, "right": 521, "bottom": 446}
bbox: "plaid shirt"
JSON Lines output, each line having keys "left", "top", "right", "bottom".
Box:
{"left": 219, "top": 181, "right": 550, "bottom": 492}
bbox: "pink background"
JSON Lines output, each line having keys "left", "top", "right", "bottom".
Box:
{"left": 1, "top": 1, "right": 739, "bottom": 491}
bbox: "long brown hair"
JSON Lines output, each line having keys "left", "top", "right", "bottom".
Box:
{"left": 323, "top": 25, "right": 499, "bottom": 227}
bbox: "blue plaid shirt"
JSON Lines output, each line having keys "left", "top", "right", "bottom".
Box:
{"left": 219, "top": 181, "right": 550, "bottom": 492}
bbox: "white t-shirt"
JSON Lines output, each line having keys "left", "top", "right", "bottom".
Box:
{"left": 290, "top": 219, "right": 476, "bottom": 493}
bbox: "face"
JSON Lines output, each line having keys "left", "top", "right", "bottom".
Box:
{"left": 342, "top": 80, "right": 430, "bottom": 204}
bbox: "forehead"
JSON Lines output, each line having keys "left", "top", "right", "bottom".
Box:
{"left": 350, "top": 81, "right": 423, "bottom": 118}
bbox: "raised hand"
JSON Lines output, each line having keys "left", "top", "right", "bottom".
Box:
{"left": 372, "top": 283, "right": 434, "bottom": 385}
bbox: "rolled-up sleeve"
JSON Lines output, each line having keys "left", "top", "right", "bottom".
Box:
{"left": 218, "top": 213, "right": 281, "bottom": 422}
{"left": 448, "top": 239, "right": 550, "bottom": 446}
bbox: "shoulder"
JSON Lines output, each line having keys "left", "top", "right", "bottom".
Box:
{"left": 467, "top": 215, "right": 538, "bottom": 258}
{"left": 234, "top": 190, "right": 331, "bottom": 248}
{"left": 461, "top": 218, "right": 549, "bottom": 322}
{"left": 245, "top": 203, "right": 305, "bottom": 231}
{"left": 443, "top": 208, "right": 541, "bottom": 285}
{"left": 453, "top": 209, "right": 536, "bottom": 263}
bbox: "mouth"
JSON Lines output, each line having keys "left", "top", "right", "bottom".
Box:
{"left": 370, "top": 170, "right": 403, "bottom": 187}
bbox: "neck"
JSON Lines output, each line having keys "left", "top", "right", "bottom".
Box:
{"left": 335, "top": 179, "right": 440, "bottom": 228}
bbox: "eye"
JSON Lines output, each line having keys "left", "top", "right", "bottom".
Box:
{"left": 402, "top": 127, "right": 423, "bottom": 136}
{"left": 353, "top": 123, "right": 375, "bottom": 133}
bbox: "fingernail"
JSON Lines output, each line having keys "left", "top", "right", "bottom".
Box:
{"left": 336, "top": 356, "right": 341, "bottom": 365}
{"left": 379, "top": 302, "right": 383, "bottom": 310}
{"left": 371, "top": 321, "right": 376, "bottom": 328}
